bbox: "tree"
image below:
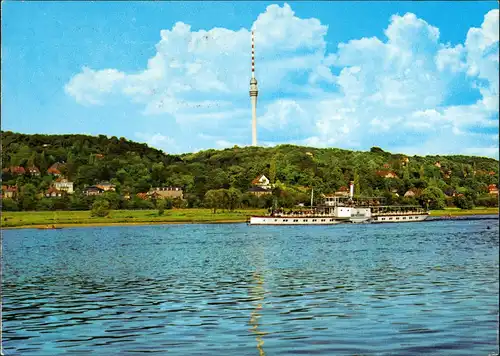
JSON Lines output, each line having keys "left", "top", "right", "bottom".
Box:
{"left": 157, "top": 199, "right": 166, "bottom": 216}
{"left": 453, "top": 195, "right": 474, "bottom": 210}
{"left": 269, "top": 157, "right": 277, "bottom": 185}
{"left": 19, "top": 183, "right": 38, "bottom": 211}
{"left": 226, "top": 188, "right": 242, "bottom": 211}
{"left": 419, "top": 186, "right": 446, "bottom": 210}
{"left": 91, "top": 199, "right": 110, "bottom": 217}
{"left": 353, "top": 170, "right": 361, "bottom": 196}
{"left": 370, "top": 146, "right": 385, "bottom": 153}
{"left": 204, "top": 189, "right": 223, "bottom": 213}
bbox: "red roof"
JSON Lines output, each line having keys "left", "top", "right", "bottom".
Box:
{"left": 338, "top": 186, "right": 349, "bottom": 192}
{"left": 488, "top": 184, "right": 498, "bottom": 190}
{"left": 251, "top": 175, "right": 266, "bottom": 185}
{"left": 47, "top": 167, "right": 61, "bottom": 175}
{"left": 4, "top": 166, "right": 26, "bottom": 174}
{"left": 2, "top": 185, "right": 18, "bottom": 192}
{"left": 47, "top": 187, "right": 63, "bottom": 194}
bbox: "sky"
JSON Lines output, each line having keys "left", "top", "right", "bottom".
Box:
{"left": 2, "top": 1, "right": 499, "bottom": 158}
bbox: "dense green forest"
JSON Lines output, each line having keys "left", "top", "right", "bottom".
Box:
{"left": 1, "top": 131, "right": 498, "bottom": 212}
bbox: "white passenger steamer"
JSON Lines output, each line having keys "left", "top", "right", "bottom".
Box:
{"left": 248, "top": 183, "right": 429, "bottom": 226}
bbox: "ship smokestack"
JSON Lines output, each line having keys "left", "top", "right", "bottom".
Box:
{"left": 349, "top": 181, "right": 354, "bottom": 199}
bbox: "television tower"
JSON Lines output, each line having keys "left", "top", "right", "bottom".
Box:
{"left": 249, "top": 30, "right": 259, "bottom": 147}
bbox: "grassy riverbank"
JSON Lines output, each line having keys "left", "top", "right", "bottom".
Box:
{"left": 429, "top": 207, "right": 498, "bottom": 216}
{"left": 1, "top": 209, "right": 267, "bottom": 229}
{"left": 1, "top": 207, "right": 497, "bottom": 229}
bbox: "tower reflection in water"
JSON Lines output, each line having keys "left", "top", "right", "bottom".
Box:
{"left": 249, "top": 270, "right": 266, "bottom": 356}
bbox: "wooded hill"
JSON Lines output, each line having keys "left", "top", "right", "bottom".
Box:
{"left": 1, "top": 131, "right": 498, "bottom": 211}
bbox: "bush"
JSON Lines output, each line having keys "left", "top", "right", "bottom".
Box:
{"left": 453, "top": 195, "right": 474, "bottom": 210}
{"left": 91, "top": 199, "right": 110, "bottom": 217}
{"left": 2, "top": 198, "right": 19, "bottom": 211}
{"left": 37, "top": 198, "right": 54, "bottom": 211}
{"left": 157, "top": 200, "right": 166, "bottom": 216}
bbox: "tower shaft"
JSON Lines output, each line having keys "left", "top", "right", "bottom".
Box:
{"left": 249, "top": 30, "right": 259, "bottom": 147}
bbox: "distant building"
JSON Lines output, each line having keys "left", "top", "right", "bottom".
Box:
{"left": 27, "top": 166, "right": 41, "bottom": 176}
{"left": 96, "top": 182, "right": 116, "bottom": 191}
{"left": 3, "top": 166, "right": 26, "bottom": 175}
{"left": 251, "top": 175, "right": 272, "bottom": 190}
{"left": 46, "top": 187, "right": 63, "bottom": 198}
{"left": 1, "top": 185, "right": 18, "bottom": 199}
{"left": 401, "top": 157, "right": 409, "bottom": 166}
{"left": 48, "top": 162, "right": 65, "bottom": 176}
{"left": 434, "top": 161, "right": 441, "bottom": 168}
{"left": 404, "top": 189, "right": 416, "bottom": 198}
{"left": 334, "top": 186, "right": 350, "bottom": 197}
{"left": 148, "top": 187, "right": 183, "bottom": 199}
{"left": 85, "top": 186, "right": 104, "bottom": 196}
{"left": 248, "top": 186, "right": 272, "bottom": 197}
{"left": 376, "top": 170, "right": 398, "bottom": 179}
{"left": 488, "top": 184, "right": 498, "bottom": 195}
{"left": 54, "top": 178, "right": 74, "bottom": 194}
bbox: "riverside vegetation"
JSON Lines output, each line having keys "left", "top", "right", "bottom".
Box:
{"left": 1, "top": 131, "right": 498, "bottom": 220}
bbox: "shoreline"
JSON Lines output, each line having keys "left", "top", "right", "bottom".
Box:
{"left": 2, "top": 219, "right": 245, "bottom": 230}
{"left": 2, "top": 209, "right": 497, "bottom": 230}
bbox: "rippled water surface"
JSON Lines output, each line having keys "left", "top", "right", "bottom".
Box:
{"left": 2, "top": 219, "right": 499, "bottom": 355}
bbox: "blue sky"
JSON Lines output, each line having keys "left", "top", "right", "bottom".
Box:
{"left": 2, "top": 1, "right": 499, "bottom": 157}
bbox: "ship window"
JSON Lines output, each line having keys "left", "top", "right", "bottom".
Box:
{"left": 389, "top": 217, "right": 393, "bottom": 220}
{"left": 396, "top": 217, "right": 399, "bottom": 220}
{"left": 330, "top": 219, "right": 334, "bottom": 221}
{"left": 312, "top": 219, "right": 317, "bottom": 222}
{"left": 321, "top": 219, "right": 325, "bottom": 222}
{"left": 274, "top": 219, "right": 278, "bottom": 222}
{"left": 403, "top": 217, "right": 406, "bottom": 219}
{"left": 303, "top": 219, "right": 308, "bottom": 222}
{"left": 382, "top": 218, "right": 385, "bottom": 220}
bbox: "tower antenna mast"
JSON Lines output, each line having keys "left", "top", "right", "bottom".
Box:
{"left": 249, "top": 30, "right": 259, "bottom": 147}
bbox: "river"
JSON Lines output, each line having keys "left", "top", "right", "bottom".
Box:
{"left": 2, "top": 218, "right": 499, "bottom": 355}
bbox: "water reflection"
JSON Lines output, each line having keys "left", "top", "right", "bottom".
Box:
{"left": 249, "top": 271, "right": 266, "bottom": 356}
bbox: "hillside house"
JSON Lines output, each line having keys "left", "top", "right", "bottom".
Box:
{"left": 404, "top": 189, "right": 422, "bottom": 198}
{"left": 84, "top": 186, "right": 104, "bottom": 196}
{"left": 401, "top": 157, "right": 409, "bottom": 166}
{"left": 434, "top": 161, "right": 441, "bottom": 168}
{"left": 3, "top": 166, "right": 26, "bottom": 175}
{"left": 2, "top": 185, "right": 18, "bottom": 199}
{"left": 488, "top": 184, "right": 498, "bottom": 195}
{"left": 251, "top": 175, "right": 272, "bottom": 190}
{"left": 48, "top": 162, "right": 65, "bottom": 176}
{"left": 248, "top": 186, "right": 272, "bottom": 197}
{"left": 27, "top": 166, "right": 41, "bottom": 176}
{"left": 376, "top": 170, "right": 398, "bottom": 179}
{"left": 96, "top": 182, "right": 116, "bottom": 191}
{"left": 148, "top": 187, "right": 183, "bottom": 199}
{"left": 54, "top": 178, "right": 74, "bottom": 194}
{"left": 136, "top": 192, "right": 149, "bottom": 200}
{"left": 334, "top": 186, "right": 349, "bottom": 197}
{"left": 45, "top": 187, "right": 63, "bottom": 198}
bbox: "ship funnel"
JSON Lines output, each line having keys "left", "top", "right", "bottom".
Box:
{"left": 349, "top": 181, "right": 354, "bottom": 199}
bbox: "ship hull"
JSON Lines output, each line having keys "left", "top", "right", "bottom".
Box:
{"left": 249, "top": 216, "right": 343, "bottom": 225}
{"left": 371, "top": 214, "right": 429, "bottom": 223}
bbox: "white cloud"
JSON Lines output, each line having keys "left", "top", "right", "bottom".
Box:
{"left": 66, "top": 5, "right": 499, "bottom": 158}
{"left": 134, "top": 132, "right": 179, "bottom": 153}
